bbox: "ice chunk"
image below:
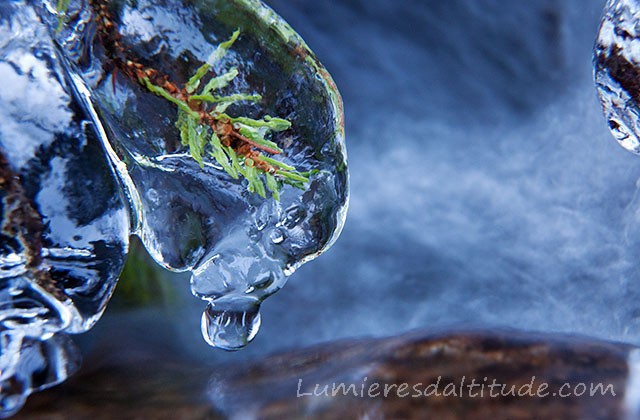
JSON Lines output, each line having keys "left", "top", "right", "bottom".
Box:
{"left": 0, "top": 2, "right": 127, "bottom": 411}
{"left": 0, "top": 331, "right": 80, "bottom": 418}
{"left": 595, "top": 0, "right": 640, "bottom": 153}
{"left": 52, "top": 0, "right": 348, "bottom": 348}
{"left": 0, "top": 1, "right": 130, "bottom": 338}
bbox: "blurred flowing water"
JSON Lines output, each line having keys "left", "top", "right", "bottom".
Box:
{"left": 75, "top": 0, "right": 640, "bottom": 368}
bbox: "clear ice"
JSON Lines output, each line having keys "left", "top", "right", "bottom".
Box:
{"left": 595, "top": 0, "right": 640, "bottom": 153}
{"left": 0, "top": 0, "right": 347, "bottom": 414}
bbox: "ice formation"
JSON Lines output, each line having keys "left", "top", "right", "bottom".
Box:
{"left": 0, "top": 0, "right": 347, "bottom": 414}
{"left": 595, "top": 0, "right": 640, "bottom": 153}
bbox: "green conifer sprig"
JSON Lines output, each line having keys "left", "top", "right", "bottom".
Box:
{"left": 146, "top": 30, "right": 309, "bottom": 200}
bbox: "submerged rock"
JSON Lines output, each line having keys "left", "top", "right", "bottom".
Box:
{"left": 210, "top": 330, "right": 634, "bottom": 419}
{"left": 18, "top": 330, "right": 638, "bottom": 419}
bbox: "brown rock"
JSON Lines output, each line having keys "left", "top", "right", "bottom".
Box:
{"left": 211, "top": 330, "right": 633, "bottom": 419}
{"left": 18, "top": 330, "right": 636, "bottom": 419}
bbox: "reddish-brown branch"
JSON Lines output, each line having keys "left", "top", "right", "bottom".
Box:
{"left": 229, "top": 131, "right": 281, "bottom": 155}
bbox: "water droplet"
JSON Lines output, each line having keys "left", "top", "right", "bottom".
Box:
{"left": 201, "top": 299, "right": 261, "bottom": 351}
{"left": 269, "top": 228, "right": 285, "bottom": 244}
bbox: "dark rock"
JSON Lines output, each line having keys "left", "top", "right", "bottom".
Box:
{"left": 17, "top": 330, "right": 637, "bottom": 419}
